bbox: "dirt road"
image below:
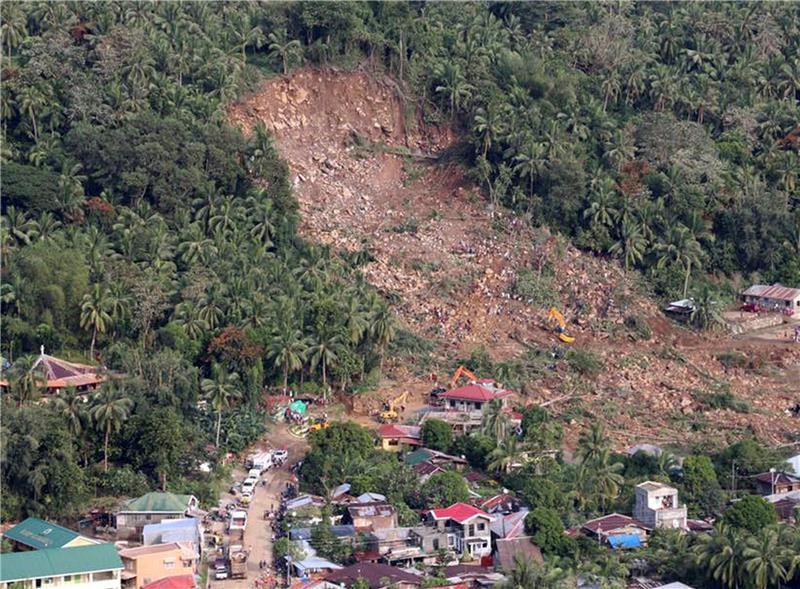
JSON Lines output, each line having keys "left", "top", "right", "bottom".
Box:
{"left": 210, "top": 424, "right": 308, "bottom": 589}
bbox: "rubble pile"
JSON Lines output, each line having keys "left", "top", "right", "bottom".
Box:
{"left": 229, "top": 69, "right": 800, "bottom": 448}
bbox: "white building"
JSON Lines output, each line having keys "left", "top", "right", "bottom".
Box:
{"left": 0, "top": 543, "right": 123, "bottom": 589}
{"left": 633, "top": 481, "right": 688, "bottom": 530}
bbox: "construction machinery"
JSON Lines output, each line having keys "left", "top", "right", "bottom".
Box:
{"left": 449, "top": 365, "right": 479, "bottom": 388}
{"left": 309, "top": 416, "right": 330, "bottom": 431}
{"left": 379, "top": 391, "right": 409, "bottom": 423}
{"left": 547, "top": 307, "right": 575, "bottom": 343}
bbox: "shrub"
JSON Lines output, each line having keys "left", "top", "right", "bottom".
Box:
{"left": 624, "top": 315, "right": 652, "bottom": 341}
{"left": 567, "top": 349, "right": 603, "bottom": 375}
{"left": 512, "top": 268, "right": 559, "bottom": 307}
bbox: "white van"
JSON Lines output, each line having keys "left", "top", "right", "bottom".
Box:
{"left": 248, "top": 468, "right": 261, "bottom": 480}
{"left": 242, "top": 478, "right": 257, "bottom": 494}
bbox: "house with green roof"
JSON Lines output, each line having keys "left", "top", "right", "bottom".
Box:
{"left": 3, "top": 517, "right": 100, "bottom": 551}
{"left": 0, "top": 543, "right": 123, "bottom": 589}
{"left": 115, "top": 493, "right": 199, "bottom": 540}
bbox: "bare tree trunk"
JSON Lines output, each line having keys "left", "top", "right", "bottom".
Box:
{"left": 90, "top": 326, "right": 97, "bottom": 361}
{"left": 104, "top": 427, "right": 110, "bottom": 472}
{"left": 683, "top": 260, "right": 692, "bottom": 299}
{"left": 215, "top": 410, "right": 222, "bottom": 447}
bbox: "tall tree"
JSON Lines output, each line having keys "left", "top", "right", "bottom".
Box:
{"left": 201, "top": 368, "right": 241, "bottom": 448}
{"left": 90, "top": 386, "right": 133, "bottom": 472}
{"left": 80, "top": 284, "right": 113, "bottom": 360}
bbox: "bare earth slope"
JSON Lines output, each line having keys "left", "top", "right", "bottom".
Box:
{"left": 230, "top": 68, "right": 800, "bottom": 449}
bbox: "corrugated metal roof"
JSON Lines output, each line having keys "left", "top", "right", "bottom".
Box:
{"left": 3, "top": 518, "right": 83, "bottom": 550}
{"left": 742, "top": 284, "right": 800, "bottom": 301}
{"left": 0, "top": 544, "right": 122, "bottom": 582}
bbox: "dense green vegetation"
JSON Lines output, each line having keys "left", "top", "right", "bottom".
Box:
{"left": 1, "top": 8, "right": 799, "bottom": 588}
{"left": 1, "top": 1, "right": 395, "bottom": 521}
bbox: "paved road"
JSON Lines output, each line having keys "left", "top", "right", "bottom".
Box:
{"left": 209, "top": 424, "right": 308, "bottom": 589}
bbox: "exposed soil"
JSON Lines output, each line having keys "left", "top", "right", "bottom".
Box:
{"left": 229, "top": 68, "right": 800, "bottom": 450}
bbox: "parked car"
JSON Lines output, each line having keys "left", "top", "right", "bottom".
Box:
{"left": 272, "top": 449, "right": 288, "bottom": 464}
{"left": 248, "top": 468, "right": 261, "bottom": 480}
{"left": 214, "top": 557, "right": 229, "bottom": 580}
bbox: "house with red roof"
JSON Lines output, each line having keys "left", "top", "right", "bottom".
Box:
{"left": 142, "top": 575, "right": 196, "bottom": 589}
{"left": 421, "top": 503, "right": 494, "bottom": 559}
{"left": 377, "top": 424, "right": 421, "bottom": 452}
{"left": 5, "top": 347, "right": 109, "bottom": 396}
{"left": 438, "top": 382, "right": 514, "bottom": 412}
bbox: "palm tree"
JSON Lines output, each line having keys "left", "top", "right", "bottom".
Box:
{"left": 268, "top": 29, "right": 302, "bottom": 75}
{"left": 202, "top": 368, "right": 241, "bottom": 448}
{"left": 9, "top": 355, "right": 39, "bottom": 407}
{"left": 434, "top": 62, "right": 474, "bottom": 117}
{"left": 308, "top": 327, "right": 343, "bottom": 388}
{"left": 369, "top": 306, "right": 395, "bottom": 372}
{"left": 609, "top": 220, "right": 647, "bottom": 270}
{"left": 691, "top": 285, "right": 723, "bottom": 331}
{"left": 267, "top": 326, "right": 308, "bottom": 390}
{"left": 91, "top": 387, "right": 133, "bottom": 472}
{"left": 1, "top": 3, "right": 27, "bottom": 60}
{"left": 52, "top": 388, "right": 88, "bottom": 437}
{"left": 742, "top": 527, "right": 788, "bottom": 589}
{"left": 16, "top": 84, "right": 46, "bottom": 141}
{"left": 481, "top": 399, "right": 509, "bottom": 440}
{"left": 577, "top": 423, "right": 610, "bottom": 465}
{"left": 342, "top": 296, "right": 370, "bottom": 345}
{"left": 694, "top": 524, "right": 747, "bottom": 589}
{"left": 473, "top": 103, "right": 507, "bottom": 158}
{"left": 583, "top": 181, "right": 618, "bottom": 229}
{"left": 655, "top": 225, "right": 704, "bottom": 299}
{"left": 80, "top": 284, "right": 113, "bottom": 360}
{"left": 513, "top": 140, "right": 546, "bottom": 198}
{"left": 590, "top": 449, "right": 625, "bottom": 511}
{"left": 487, "top": 436, "right": 527, "bottom": 473}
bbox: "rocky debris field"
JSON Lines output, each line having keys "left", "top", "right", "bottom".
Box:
{"left": 229, "top": 68, "right": 800, "bottom": 450}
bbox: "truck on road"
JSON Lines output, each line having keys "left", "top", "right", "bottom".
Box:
{"left": 229, "top": 545, "right": 248, "bottom": 579}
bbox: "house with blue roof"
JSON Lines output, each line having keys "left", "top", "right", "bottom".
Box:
{"left": 142, "top": 519, "right": 203, "bottom": 553}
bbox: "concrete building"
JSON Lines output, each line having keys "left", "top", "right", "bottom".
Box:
{"left": 118, "top": 543, "right": 197, "bottom": 589}
{"left": 0, "top": 543, "right": 123, "bottom": 589}
{"left": 426, "top": 503, "right": 494, "bottom": 559}
{"left": 346, "top": 502, "right": 398, "bottom": 531}
{"left": 633, "top": 481, "right": 688, "bottom": 530}
{"left": 116, "top": 494, "right": 198, "bottom": 539}
{"left": 142, "top": 519, "right": 202, "bottom": 553}
{"left": 377, "top": 424, "right": 421, "bottom": 452}
{"left": 438, "top": 382, "right": 514, "bottom": 412}
{"left": 2, "top": 518, "right": 100, "bottom": 551}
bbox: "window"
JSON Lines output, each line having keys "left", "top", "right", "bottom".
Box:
{"left": 164, "top": 559, "right": 176, "bottom": 569}
{"left": 433, "top": 539, "right": 440, "bottom": 550}
{"left": 477, "top": 523, "right": 485, "bottom": 531}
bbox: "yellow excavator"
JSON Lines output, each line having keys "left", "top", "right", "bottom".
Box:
{"left": 548, "top": 307, "right": 576, "bottom": 343}
{"left": 309, "top": 415, "right": 330, "bottom": 431}
{"left": 449, "top": 365, "right": 479, "bottom": 388}
{"left": 379, "top": 391, "right": 409, "bottom": 423}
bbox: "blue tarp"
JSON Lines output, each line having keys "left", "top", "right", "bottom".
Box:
{"left": 608, "top": 534, "right": 642, "bottom": 549}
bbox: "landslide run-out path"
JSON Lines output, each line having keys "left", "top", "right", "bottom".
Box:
{"left": 229, "top": 68, "right": 800, "bottom": 449}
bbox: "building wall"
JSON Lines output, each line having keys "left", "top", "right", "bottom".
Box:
{"left": 1, "top": 570, "right": 121, "bottom": 589}
{"left": 351, "top": 514, "right": 397, "bottom": 531}
{"left": 122, "top": 551, "right": 194, "bottom": 589}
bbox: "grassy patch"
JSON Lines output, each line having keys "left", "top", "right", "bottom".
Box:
{"left": 567, "top": 348, "right": 603, "bottom": 375}
{"left": 624, "top": 314, "right": 652, "bottom": 341}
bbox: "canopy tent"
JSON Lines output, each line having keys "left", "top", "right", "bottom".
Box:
{"left": 289, "top": 399, "right": 307, "bottom": 414}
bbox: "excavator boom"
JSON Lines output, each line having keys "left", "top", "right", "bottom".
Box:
{"left": 449, "top": 365, "right": 479, "bottom": 388}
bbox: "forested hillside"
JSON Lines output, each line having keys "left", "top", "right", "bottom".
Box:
{"left": 1, "top": 1, "right": 799, "bottom": 521}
